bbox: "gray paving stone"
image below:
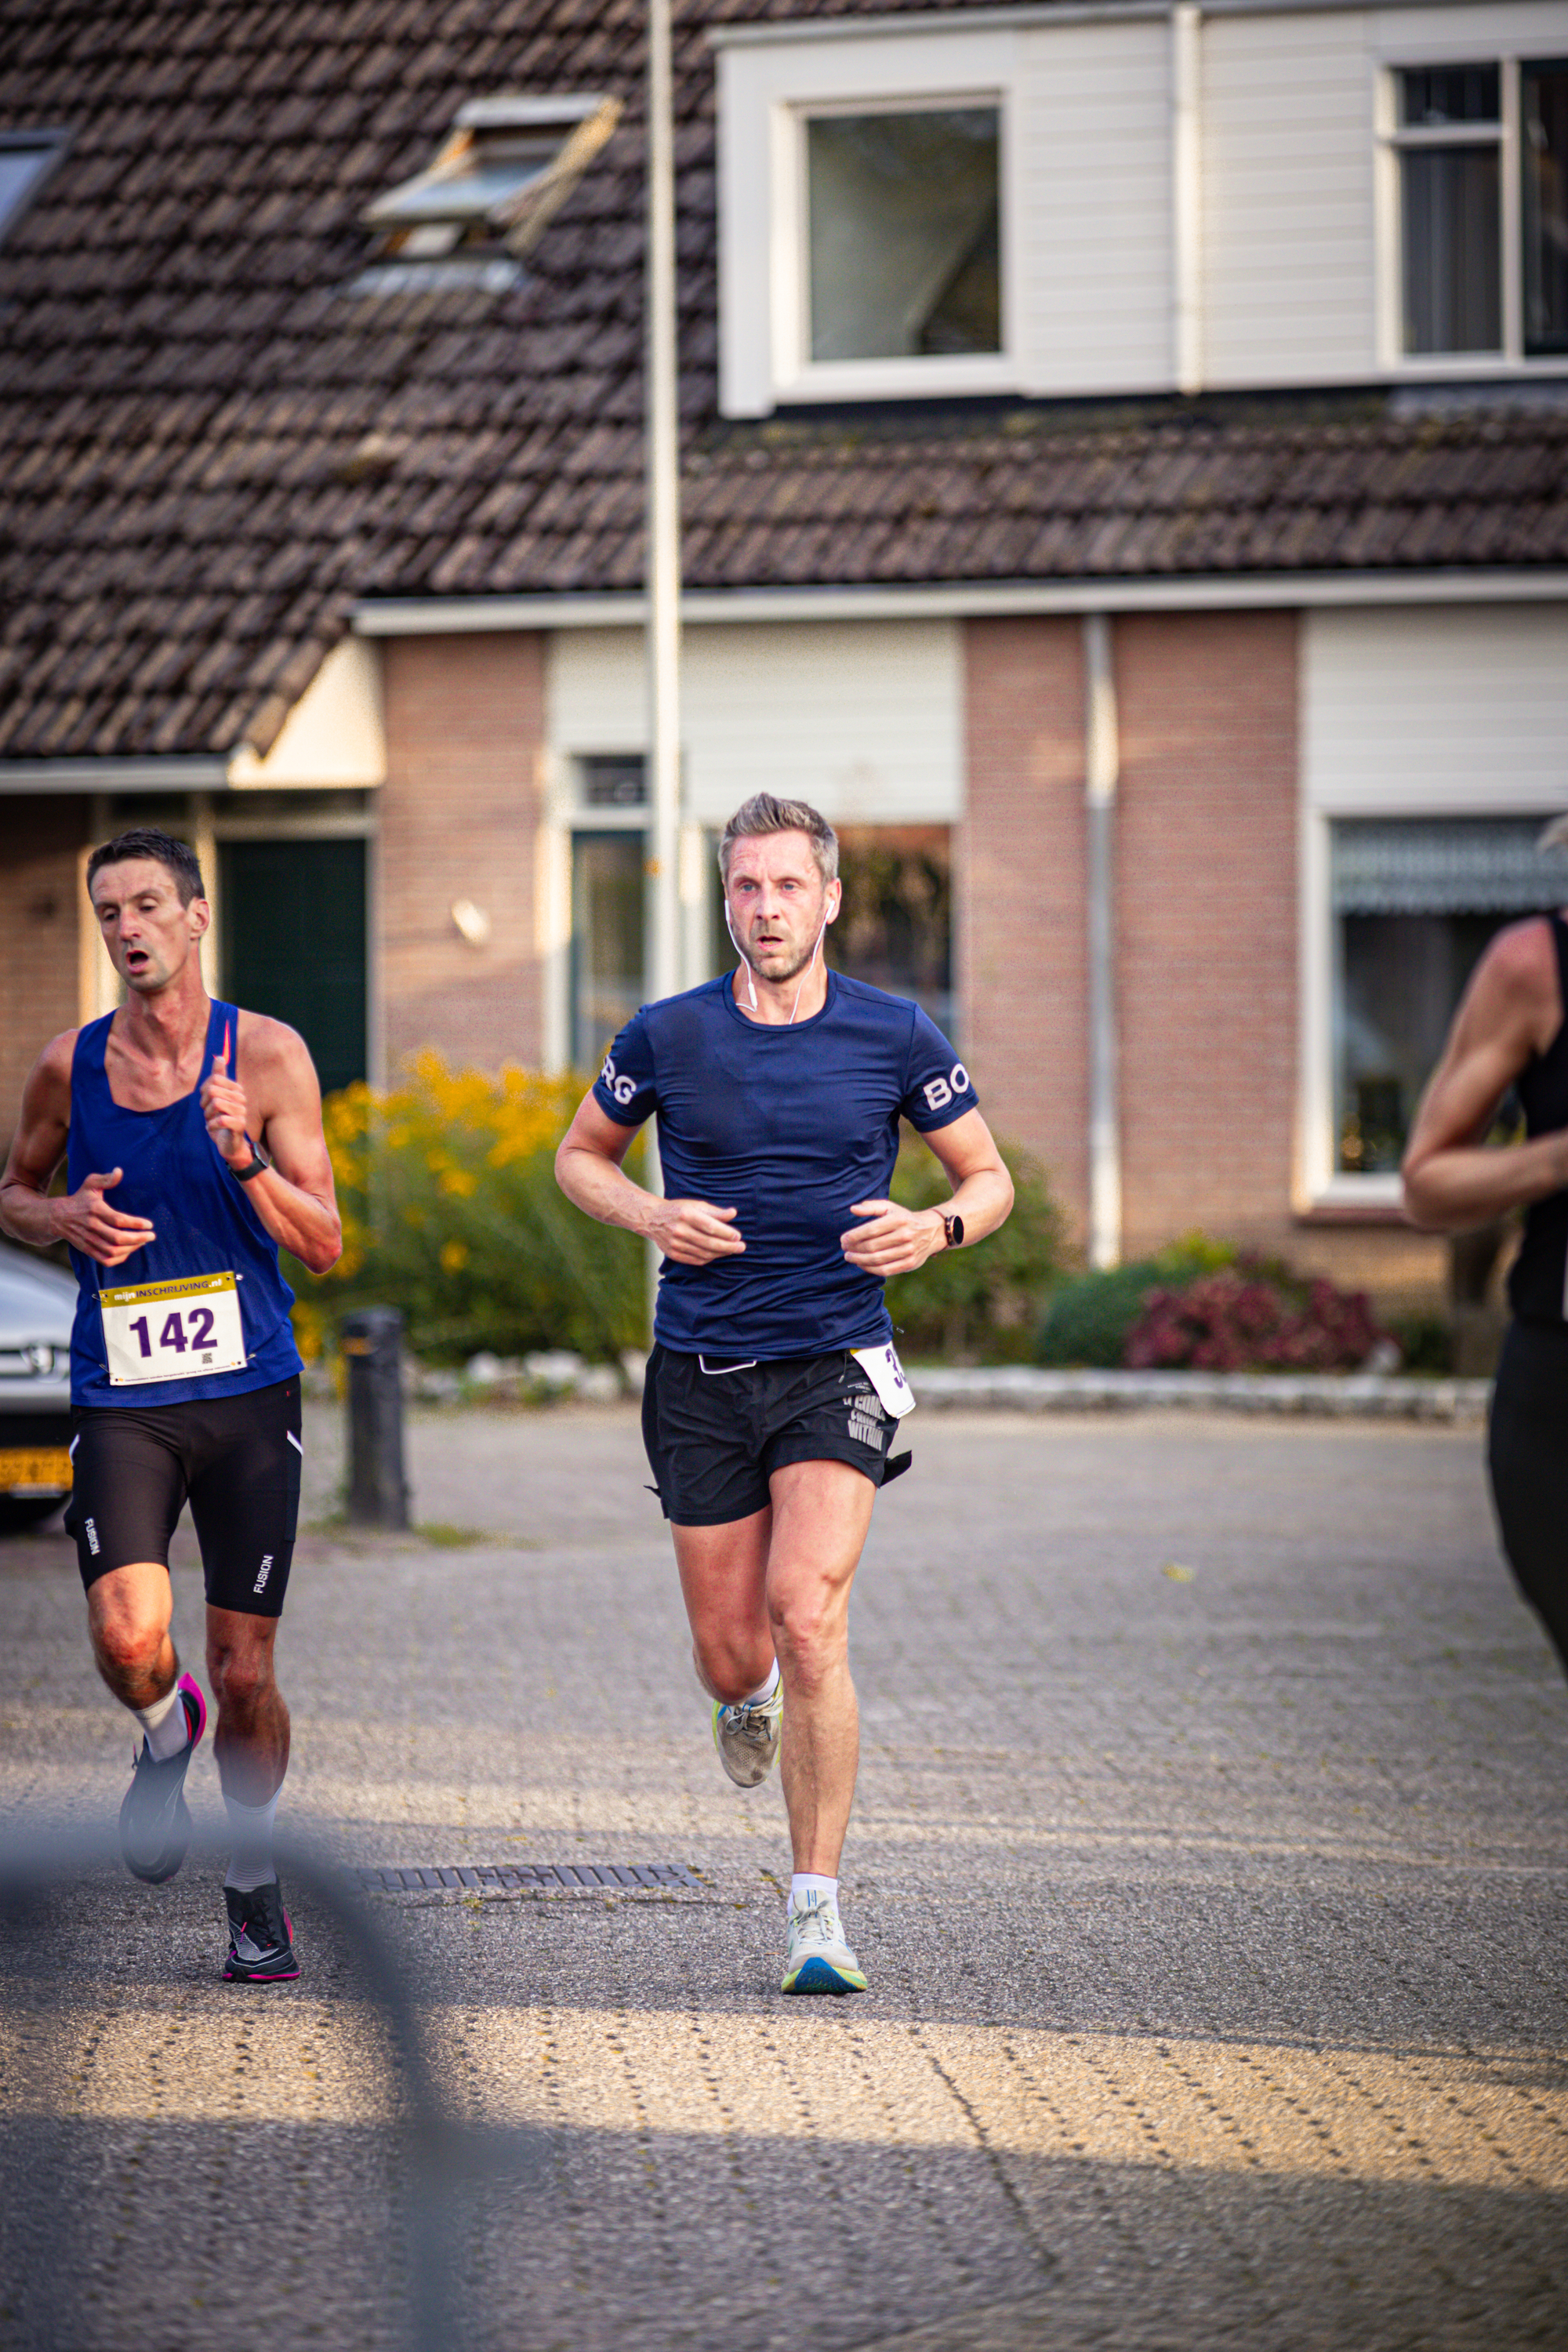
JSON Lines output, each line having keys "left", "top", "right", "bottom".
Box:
{"left": 0, "top": 1403, "right": 1564, "bottom": 2352}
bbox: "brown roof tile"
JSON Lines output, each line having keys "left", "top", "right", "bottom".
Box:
{"left": 2, "top": 0, "right": 1566, "bottom": 760}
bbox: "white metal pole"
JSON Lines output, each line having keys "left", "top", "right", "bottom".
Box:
{"left": 644, "top": 0, "right": 683, "bottom": 1334}
{"left": 646, "top": 0, "right": 681, "bottom": 1005}
{"left": 1171, "top": 1, "right": 1203, "bottom": 397}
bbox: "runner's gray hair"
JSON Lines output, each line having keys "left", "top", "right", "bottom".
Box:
{"left": 718, "top": 795, "right": 839, "bottom": 887}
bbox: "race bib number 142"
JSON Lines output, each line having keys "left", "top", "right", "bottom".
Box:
{"left": 100, "top": 1272, "right": 246, "bottom": 1386}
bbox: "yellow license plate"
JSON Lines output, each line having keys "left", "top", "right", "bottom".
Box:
{"left": 0, "top": 1446, "right": 72, "bottom": 1495}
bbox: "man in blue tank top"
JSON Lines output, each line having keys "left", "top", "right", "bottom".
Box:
{"left": 557, "top": 795, "right": 1014, "bottom": 1993}
{"left": 0, "top": 828, "right": 342, "bottom": 1983}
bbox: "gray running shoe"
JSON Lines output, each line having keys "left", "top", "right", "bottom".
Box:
{"left": 782, "top": 1893, "right": 867, "bottom": 1994}
{"left": 710, "top": 1681, "right": 782, "bottom": 1788}
{"left": 118, "top": 1672, "right": 206, "bottom": 1884}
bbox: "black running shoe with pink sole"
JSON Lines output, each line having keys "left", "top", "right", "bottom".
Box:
{"left": 223, "top": 1878, "right": 300, "bottom": 1983}
{"left": 118, "top": 1672, "right": 207, "bottom": 1884}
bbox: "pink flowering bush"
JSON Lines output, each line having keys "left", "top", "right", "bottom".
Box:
{"left": 1125, "top": 1263, "right": 1388, "bottom": 1373}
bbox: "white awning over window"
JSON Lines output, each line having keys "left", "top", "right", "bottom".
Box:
{"left": 1332, "top": 817, "right": 1568, "bottom": 914}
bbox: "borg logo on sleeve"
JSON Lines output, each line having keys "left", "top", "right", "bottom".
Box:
{"left": 922, "top": 1064, "right": 970, "bottom": 1116}
{"left": 600, "top": 1054, "right": 638, "bottom": 1109}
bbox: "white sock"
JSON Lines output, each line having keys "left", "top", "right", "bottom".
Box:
{"left": 134, "top": 1681, "right": 190, "bottom": 1762}
{"left": 745, "top": 1660, "right": 780, "bottom": 1705}
{"left": 223, "top": 1786, "right": 282, "bottom": 1893}
{"left": 791, "top": 1872, "right": 837, "bottom": 1915}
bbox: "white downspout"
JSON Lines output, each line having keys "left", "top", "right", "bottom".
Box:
{"left": 1083, "top": 613, "right": 1123, "bottom": 1272}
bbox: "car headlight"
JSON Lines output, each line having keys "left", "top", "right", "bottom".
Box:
{"left": 22, "top": 1345, "right": 56, "bottom": 1376}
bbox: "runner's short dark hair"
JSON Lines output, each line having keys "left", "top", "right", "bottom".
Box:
{"left": 86, "top": 827, "right": 205, "bottom": 906}
{"left": 718, "top": 795, "right": 838, "bottom": 887}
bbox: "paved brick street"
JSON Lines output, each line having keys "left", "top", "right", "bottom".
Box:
{"left": 2, "top": 1404, "right": 1566, "bottom": 2351}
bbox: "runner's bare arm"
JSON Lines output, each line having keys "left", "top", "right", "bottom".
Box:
{"left": 554, "top": 1092, "right": 746, "bottom": 1266}
{"left": 840, "top": 1108, "right": 1014, "bottom": 1276}
{"left": 1402, "top": 917, "right": 1568, "bottom": 1232}
{"left": 198, "top": 1014, "right": 342, "bottom": 1275}
{"left": 0, "top": 1033, "right": 158, "bottom": 1267}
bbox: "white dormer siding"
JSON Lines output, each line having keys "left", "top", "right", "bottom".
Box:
{"left": 1200, "top": 7, "right": 1381, "bottom": 387}
{"left": 716, "top": 0, "right": 1568, "bottom": 413}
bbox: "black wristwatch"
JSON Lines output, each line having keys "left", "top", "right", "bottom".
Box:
{"left": 938, "top": 1208, "right": 964, "bottom": 1250}
{"left": 231, "top": 1140, "right": 271, "bottom": 1184}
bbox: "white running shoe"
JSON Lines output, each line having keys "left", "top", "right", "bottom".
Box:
{"left": 781, "top": 1893, "right": 867, "bottom": 1994}
{"left": 711, "top": 1682, "right": 782, "bottom": 1788}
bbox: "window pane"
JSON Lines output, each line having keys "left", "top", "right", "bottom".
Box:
{"left": 1523, "top": 62, "right": 1568, "bottom": 354}
{"left": 831, "top": 826, "right": 954, "bottom": 1041}
{"left": 1401, "top": 144, "right": 1501, "bottom": 352}
{"left": 1331, "top": 819, "right": 1566, "bottom": 1175}
{"left": 1398, "top": 65, "right": 1500, "bottom": 126}
{"left": 0, "top": 141, "right": 57, "bottom": 244}
{"left": 807, "top": 110, "right": 1000, "bottom": 363}
{"left": 579, "top": 754, "right": 647, "bottom": 809}
{"left": 572, "top": 832, "right": 644, "bottom": 1070}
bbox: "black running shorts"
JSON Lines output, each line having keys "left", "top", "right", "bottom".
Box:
{"left": 1487, "top": 1318, "right": 1568, "bottom": 1676}
{"left": 66, "top": 1376, "right": 303, "bottom": 1617}
{"left": 641, "top": 1345, "right": 909, "bottom": 1527}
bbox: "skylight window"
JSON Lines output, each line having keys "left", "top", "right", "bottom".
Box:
{"left": 0, "top": 132, "right": 67, "bottom": 248}
{"left": 364, "top": 95, "right": 619, "bottom": 263}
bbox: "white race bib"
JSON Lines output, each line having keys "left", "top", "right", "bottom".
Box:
{"left": 100, "top": 1272, "right": 247, "bottom": 1387}
{"left": 850, "top": 1341, "right": 916, "bottom": 1419}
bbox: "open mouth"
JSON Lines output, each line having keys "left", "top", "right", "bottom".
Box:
{"left": 125, "top": 950, "right": 151, "bottom": 975}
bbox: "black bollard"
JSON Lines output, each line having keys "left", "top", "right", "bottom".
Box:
{"left": 343, "top": 1306, "right": 411, "bottom": 1530}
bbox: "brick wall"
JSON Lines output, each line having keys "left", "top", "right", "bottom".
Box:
{"left": 0, "top": 797, "right": 87, "bottom": 1157}
{"left": 380, "top": 633, "right": 546, "bottom": 1076}
{"left": 1114, "top": 611, "right": 1299, "bottom": 1257}
{"left": 962, "top": 619, "right": 1088, "bottom": 1229}
{"left": 961, "top": 612, "right": 1444, "bottom": 1301}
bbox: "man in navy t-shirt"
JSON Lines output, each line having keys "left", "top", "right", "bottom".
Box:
{"left": 556, "top": 794, "right": 1014, "bottom": 1994}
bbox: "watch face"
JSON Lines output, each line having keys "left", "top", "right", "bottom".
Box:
{"left": 950, "top": 1214, "right": 964, "bottom": 1247}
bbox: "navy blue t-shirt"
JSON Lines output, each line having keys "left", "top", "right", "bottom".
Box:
{"left": 593, "top": 971, "right": 979, "bottom": 1358}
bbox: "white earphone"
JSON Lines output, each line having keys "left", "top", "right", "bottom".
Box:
{"left": 725, "top": 885, "right": 840, "bottom": 1023}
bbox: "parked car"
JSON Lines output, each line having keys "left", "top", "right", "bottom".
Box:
{"left": 0, "top": 1241, "right": 75, "bottom": 1533}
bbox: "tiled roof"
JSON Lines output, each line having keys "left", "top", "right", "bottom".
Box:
{"left": 2, "top": 0, "right": 1566, "bottom": 764}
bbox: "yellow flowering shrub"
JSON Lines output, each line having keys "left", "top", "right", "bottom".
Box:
{"left": 293, "top": 1054, "right": 645, "bottom": 1364}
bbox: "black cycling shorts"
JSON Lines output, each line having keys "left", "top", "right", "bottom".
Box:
{"left": 66, "top": 1376, "right": 302, "bottom": 1618}
{"left": 641, "top": 1345, "right": 909, "bottom": 1527}
{"left": 1487, "top": 1319, "right": 1568, "bottom": 1677}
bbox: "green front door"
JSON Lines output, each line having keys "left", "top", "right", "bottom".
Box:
{"left": 220, "top": 838, "right": 368, "bottom": 1098}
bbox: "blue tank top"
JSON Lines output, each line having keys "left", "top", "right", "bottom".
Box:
{"left": 67, "top": 999, "right": 303, "bottom": 1408}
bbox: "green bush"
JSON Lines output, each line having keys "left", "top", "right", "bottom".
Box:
{"left": 1035, "top": 1235, "right": 1236, "bottom": 1368}
{"left": 887, "top": 1131, "right": 1070, "bottom": 1363}
{"left": 1388, "top": 1312, "right": 1454, "bottom": 1376}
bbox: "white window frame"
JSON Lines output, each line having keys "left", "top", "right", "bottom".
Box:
{"left": 775, "top": 91, "right": 1012, "bottom": 401}
{"left": 1375, "top": 48, "right": 1568, "bottom": 376}
{"left": 719, "top": 27, "right": 1024, "bottom": 416}
{"left": 1297, "top": 602, "right": 1568, "bottom": 1212}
